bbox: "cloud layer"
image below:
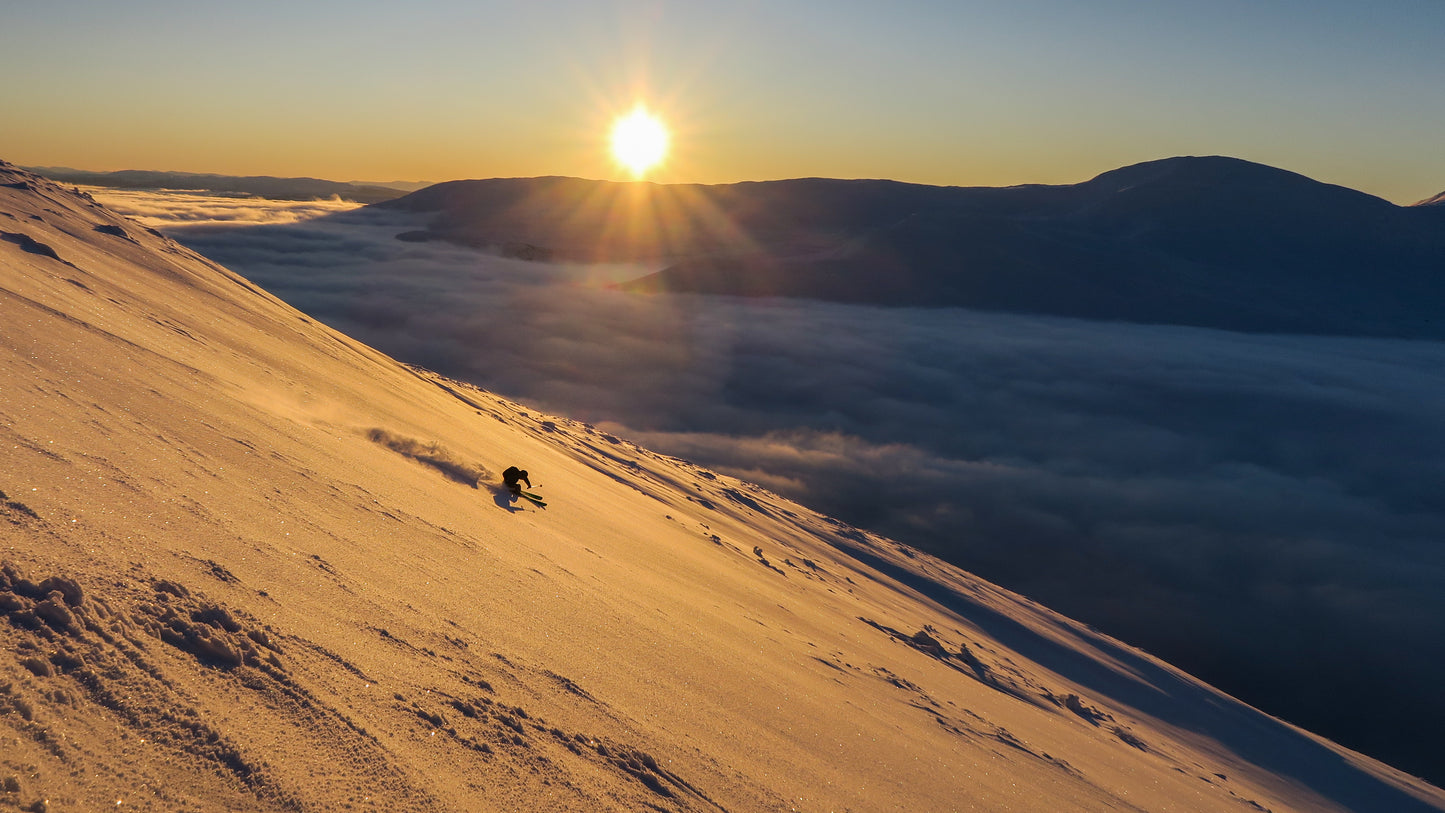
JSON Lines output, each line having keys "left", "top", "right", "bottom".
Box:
{"left": 85, "top": 186, "right": 362, "bottom": 229}
{"left": 125, "top": 189, "right": 1445, "bottom": 783}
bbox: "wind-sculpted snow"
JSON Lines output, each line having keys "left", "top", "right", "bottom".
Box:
{"left": 8, "top": 163, "right": 1442, "bottom": 810}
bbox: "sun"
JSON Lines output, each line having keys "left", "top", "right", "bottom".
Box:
{"left": 610, "top": 106, "right": 669, "bottom": 178}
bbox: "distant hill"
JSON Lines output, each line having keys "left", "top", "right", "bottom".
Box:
{"left": 380, "top": 157, "right": 1445, "bottom": 338}
{"left": 25, "top": 166, "right": 407, "bottom": 203}
{"left": 348, "top": 178, "right": 434, "bottom": 193}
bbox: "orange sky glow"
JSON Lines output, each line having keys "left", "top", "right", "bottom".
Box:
{"left": 4, "top": 2, "right": 1443, "bottom": 203}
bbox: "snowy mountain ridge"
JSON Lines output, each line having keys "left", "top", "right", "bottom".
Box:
{"left": 2, "top": 159, "right": 1441, "bottom": 811}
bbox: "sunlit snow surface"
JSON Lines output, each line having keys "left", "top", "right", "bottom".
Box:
{"left": 98, "top": 186, "right": 1445, "bottom": 786}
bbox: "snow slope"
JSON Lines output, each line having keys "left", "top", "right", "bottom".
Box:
{"left": 1, "top": 160, "right": 1441, "bottom": 811}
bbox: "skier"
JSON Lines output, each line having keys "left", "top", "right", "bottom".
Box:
{"left": 501, "top": 466, "right": 531, "bottom": 495}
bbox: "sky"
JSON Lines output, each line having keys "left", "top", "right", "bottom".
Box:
{"left": 5, "top": 0, "right": 1445, "bottom": 202}
{"left": 98, "top": 188, "right": 1445, "bottom": 782}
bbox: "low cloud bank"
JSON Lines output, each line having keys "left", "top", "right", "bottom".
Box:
{"left": 139, "top": 190, "right": 1445, "bottom": 783}
{"left": 86, "top": 187, "right": 361, "bottom": 229}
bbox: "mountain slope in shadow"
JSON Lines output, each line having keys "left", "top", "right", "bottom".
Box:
{"left": 381, "top": 156, "right": 1445, "bottom": 337}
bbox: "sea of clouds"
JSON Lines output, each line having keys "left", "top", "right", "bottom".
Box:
{"left": 88, "top": 186, "right": 362, "bottom": 229}
{"left": 101, "top": 189, "right": 1445, "bottom": 783}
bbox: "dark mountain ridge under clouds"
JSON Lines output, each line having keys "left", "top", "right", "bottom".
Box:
{"left": 381, "top": 156, "right": 1445, "bottom": 337}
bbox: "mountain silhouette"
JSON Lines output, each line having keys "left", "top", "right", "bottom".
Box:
{"left": 381, "top": 156, "right": 1445, "bottom": 337}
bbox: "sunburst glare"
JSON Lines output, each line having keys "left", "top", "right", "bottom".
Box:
{"left": 610, "top": 106, "right": 669, "bottom": 178}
